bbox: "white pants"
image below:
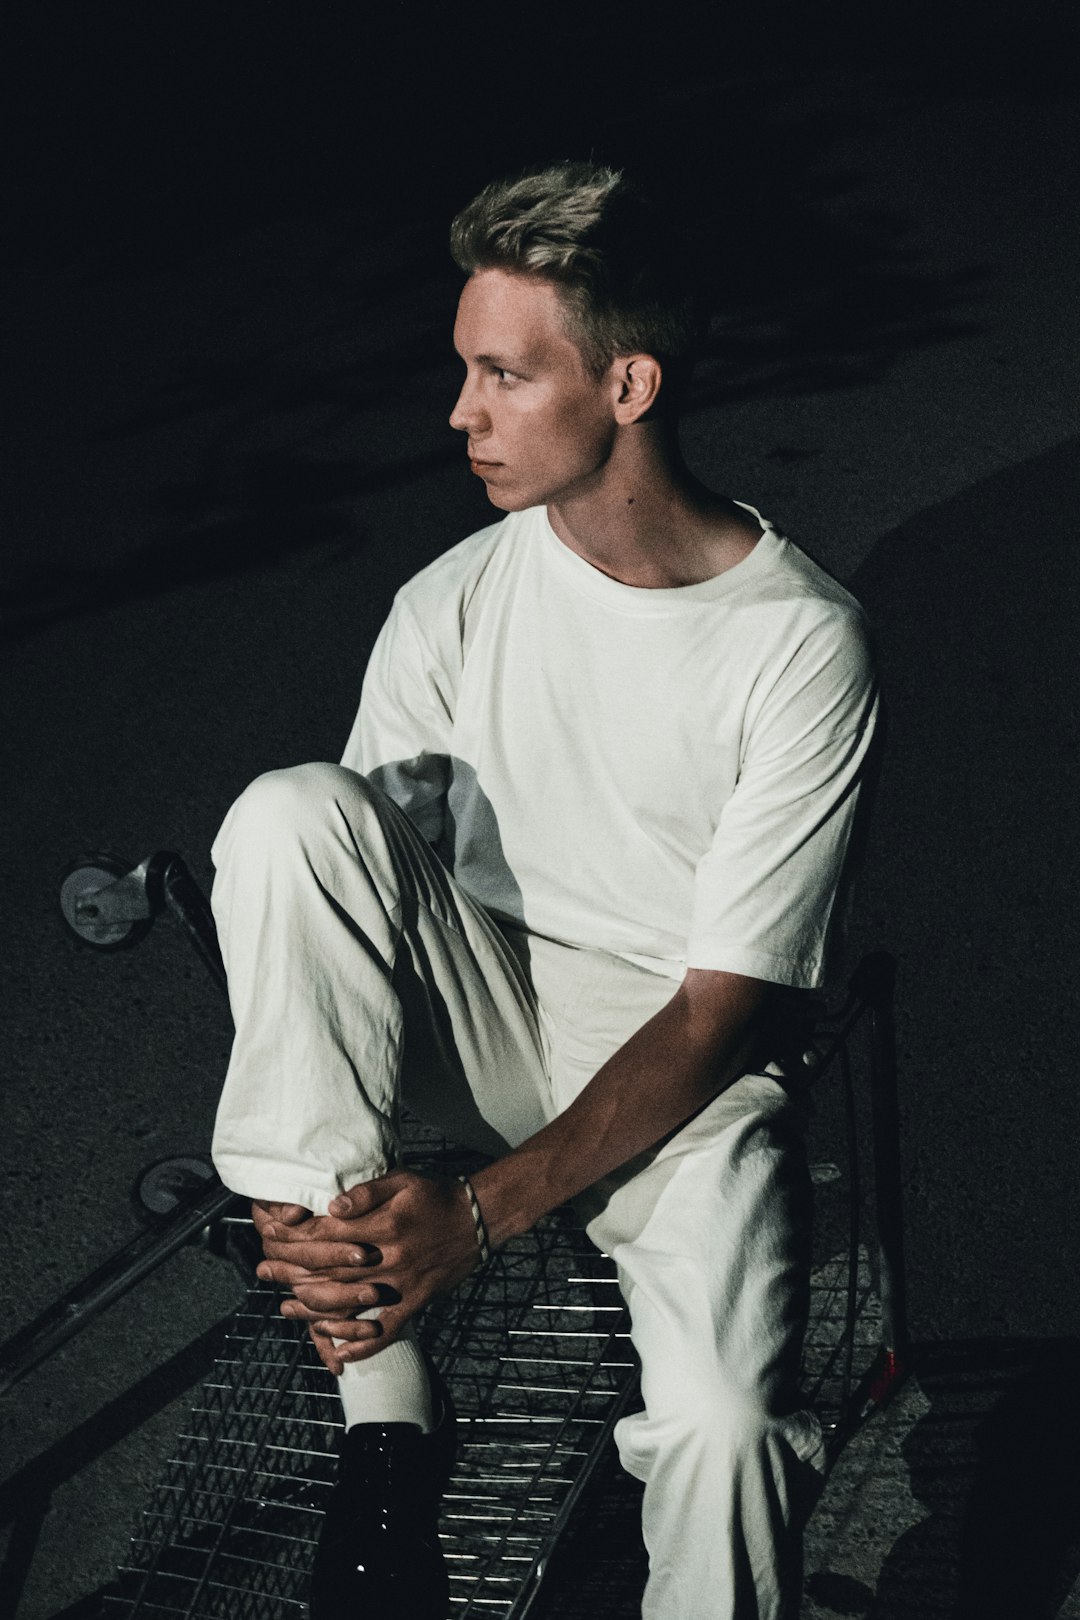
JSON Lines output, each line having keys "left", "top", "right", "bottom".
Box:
{"left": 211, "top": 763, "right": 825, "bottom": 1619}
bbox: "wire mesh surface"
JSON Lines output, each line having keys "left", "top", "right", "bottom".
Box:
{"left": 103, "top": 1233, "right": 880, "bottom": 1619}
{"left": 105, "top": 989, "right": 894, "bottom": 1620}
{"left": 805, "top": 1242, "right": 881, "bottom": 1425}
{"left": 104, "top": 1210, "right": 633, "bottom": 1619}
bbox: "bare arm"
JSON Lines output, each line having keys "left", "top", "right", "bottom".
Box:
{"left": 470, "top": 967, "right": 769, "bottom": 1245}
{"left": 257, "top": 967, "right": 772, "bottom": 1368}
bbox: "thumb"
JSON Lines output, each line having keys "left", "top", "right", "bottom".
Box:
{"left": 252, "top": 1199, "right": 310, "bottom": 1230}
{"left": 329, "top": 1172, "right": 404, "bottom": 1219}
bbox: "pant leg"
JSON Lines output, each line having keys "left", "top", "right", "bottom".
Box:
{"left": 584, "top": 1081, "right": 825, "bottom": 1620}
{"left": 532, "top": 944, "right": 823, "bottom": 1620}
{"left": 210, "top": 762, "right": 554, "bottom": 1214}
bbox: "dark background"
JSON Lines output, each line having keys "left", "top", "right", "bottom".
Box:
{"left": 2, "top": 4, "right": 1080, "bottom": 1614}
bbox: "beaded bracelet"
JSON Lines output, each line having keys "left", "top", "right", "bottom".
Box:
{"left": 458, "top": 1174, "right": 491, "bottom": 1265}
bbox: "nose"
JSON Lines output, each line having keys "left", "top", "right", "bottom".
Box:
{"left": 449, "top": 373, "right": 488, "bottom": 436}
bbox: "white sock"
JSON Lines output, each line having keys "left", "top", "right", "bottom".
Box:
{"left": 334, "top": 1327, "right": 434, "bottom": 1433}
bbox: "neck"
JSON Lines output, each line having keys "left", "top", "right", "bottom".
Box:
{"left": 546, "top": 423, "right": 761, "bottom": 589}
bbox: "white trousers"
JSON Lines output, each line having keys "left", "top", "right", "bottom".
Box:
{"left": 211, "top": 763, "right": 825, "bottom": 1619}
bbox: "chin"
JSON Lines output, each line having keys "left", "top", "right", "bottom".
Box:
{"left": 483, "top": 486, "right": 534, "bottom": 513}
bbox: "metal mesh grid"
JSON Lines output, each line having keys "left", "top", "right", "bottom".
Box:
{"left": 104, "top": 1227, "right": 879, "bottom": 1619}
{"left": 104, "top": 1209, "right": 634, "bottom": 1619}
{"left": 104, "top": 991, "right": 891, "bottom": 1619}
{"left": 804, "top": 1244, "right": 880, "bottom": 1421}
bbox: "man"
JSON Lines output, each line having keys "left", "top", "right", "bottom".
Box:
{"left": 210, "top": 161, "right": 878, "bottom": 1618}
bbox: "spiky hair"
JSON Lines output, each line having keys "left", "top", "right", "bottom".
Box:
{"left": 450, "top": 161, "right": 701, "bottom": 401}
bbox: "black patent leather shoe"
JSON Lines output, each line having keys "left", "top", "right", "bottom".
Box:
{"left": 308, "top": 1379, "right": 456, "bottom": 1617}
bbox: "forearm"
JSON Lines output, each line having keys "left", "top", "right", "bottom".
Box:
{"left": 256, "top": 970, "right": 773, "bottom": 1369}
{"left": 470, "top": 970, "right": 769, "bottom": 1248}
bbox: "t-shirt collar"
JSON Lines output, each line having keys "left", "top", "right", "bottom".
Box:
{"left": 534, "top": 502, "right": 783, "bottom": 613}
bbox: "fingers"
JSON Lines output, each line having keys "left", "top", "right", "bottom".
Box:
{"left": 256, "top": 1171, "right": 467, "bottom": 1370}
{"left": 262, "top": 1214, "right": 387, "bottom": 1250}
{"left": 328, "top": 1172, "right": 408, "bottom": 1220}
{"left": 316, "top": 1309, "right": 409, "bottom": 1363}
{"left": 304, "top": 1314, "right": 402, "bottom": 1373}
{"left": 259, "top": 1171, "right": 419, "bottom": 1248}
{"left": 280, "top": 1278, "right": 401, "bottom": 1318}
{"left": 259, "top": 1238, "right": 380, "bottom": 1271}
{"left": 252, "top": 1199, "right": 311, "bottom": 1230}
{"left": 251, "top": 1175, "right": 405, "bottom": 1242}
{"left": 257, "top": 1257, "right": 369, "bottom": 1287}
{"left": 308, "top": 1322, "right": 344, "bottom": 1377}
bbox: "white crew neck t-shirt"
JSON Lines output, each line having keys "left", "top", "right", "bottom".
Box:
{"left": 342, "top": 503, "right": 878, "bottom": 990}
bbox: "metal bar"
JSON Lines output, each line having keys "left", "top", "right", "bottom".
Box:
{"left": 118, "top": 1292, "right": 292, "bottom": 1615}
{"left": 862, "top": 951, "right": 909, "bottom": 1365}
{"left": 506, "top": 1359, "right": 641, "bottom": 1620}
{"left": 0, "top": 1178, "right": 240, "bottom": 1396}
{"left": 157, "top": 854, "right": 228, "bottom": 996}
{"left": 839, "top": 1042, "right": 861, "bottom": 1408}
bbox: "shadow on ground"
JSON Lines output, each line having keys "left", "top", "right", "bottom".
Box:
{"left": 848, "top": 435, "right": 1080, "bottom": 1343}
{"left": 540, "top": 1339, "right": 1080, "bottom": 1619}
{"left": 808, "top": 1338, "right": 1080, "bottom": 1619}
{"left": 0, "top": 1318, "right": 233, "bottom": 1619}
{"left": 876, "top": 1338, "right": 1080, "bottom": 1619}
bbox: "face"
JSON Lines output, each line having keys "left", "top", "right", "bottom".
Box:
{"left": 449, "top": 268, "right": 619, "bottom": 511}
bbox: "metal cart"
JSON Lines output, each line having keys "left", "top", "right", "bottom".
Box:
{"left": 1, "top": 853, "right": 908, "bottom": 1617}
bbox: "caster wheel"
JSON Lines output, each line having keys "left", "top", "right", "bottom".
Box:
{"left": 59, "top": 853, "right": 152, "bottom": 950}
{"left": 132, "top": 1154, "right": 217, "bottom": 1221}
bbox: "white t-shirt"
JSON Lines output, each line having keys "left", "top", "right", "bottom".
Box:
{"left": 342, "top": 503, "right": 878, "bottom": 990}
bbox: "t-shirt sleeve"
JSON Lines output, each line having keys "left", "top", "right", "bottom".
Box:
{"left": 686, "top": 608, "right": 879, "bottom": 988}
{"left": 340, "top": 596, "right": 457, "bottom": 849}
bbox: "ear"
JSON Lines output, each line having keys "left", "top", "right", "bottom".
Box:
{"left": 611, "top": 354, "right": 663, "bottom": 424}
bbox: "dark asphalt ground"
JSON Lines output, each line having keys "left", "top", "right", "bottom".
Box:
{"left": 3, "top": 11, "right": 1080, "bottom": 1617}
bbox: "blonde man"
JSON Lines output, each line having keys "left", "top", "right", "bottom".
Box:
{"left": 212, "top": 162, "right": 878, "bottom": 1618}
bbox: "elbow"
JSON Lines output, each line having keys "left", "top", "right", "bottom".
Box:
{"left": 676, "top": 968, "right": 773, "bottom": 1078}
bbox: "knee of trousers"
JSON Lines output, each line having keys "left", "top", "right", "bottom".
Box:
{"left": 213, "top": 762, "right": 384, "bottom": 866}
{"left": 654, "top": 1373, "right": 782, "bottom": 1458}
{"left": 618, "top": 1374, "right": 813, "bottom": 1499}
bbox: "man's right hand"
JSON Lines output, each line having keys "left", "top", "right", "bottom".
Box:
{"left": 251, "top": 1173, "right": 484, "bottom": 1374}
{"left": 251, "top": 1199, "right": 381, "bottom": 1375}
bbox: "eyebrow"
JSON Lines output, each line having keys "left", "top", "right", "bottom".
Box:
{"left": 453, "top": 342, "right": 530, "bottom": 372}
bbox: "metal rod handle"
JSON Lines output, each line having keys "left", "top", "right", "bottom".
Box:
{"left": 0, "top": 1178, "right": 240, "bottom": 1397}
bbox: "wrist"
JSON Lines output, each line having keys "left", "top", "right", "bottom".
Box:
{"left": 457, "top": 1174, "right": 491, "bottom": 1264}
{"left": 469, "top": 1153, "right": 553, "bottom": 1251}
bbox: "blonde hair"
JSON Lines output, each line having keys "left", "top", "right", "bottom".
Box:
{"left": 449, "top": 161, "right": 700, "bottom": 403}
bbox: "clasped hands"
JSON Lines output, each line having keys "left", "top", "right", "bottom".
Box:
{"left": 252, "top": 1169, "right": 481, "bottom": 1376}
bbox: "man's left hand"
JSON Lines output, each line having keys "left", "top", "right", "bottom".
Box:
{"left": 254, "top": 1170, "right": 481, "bottom": 1370}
